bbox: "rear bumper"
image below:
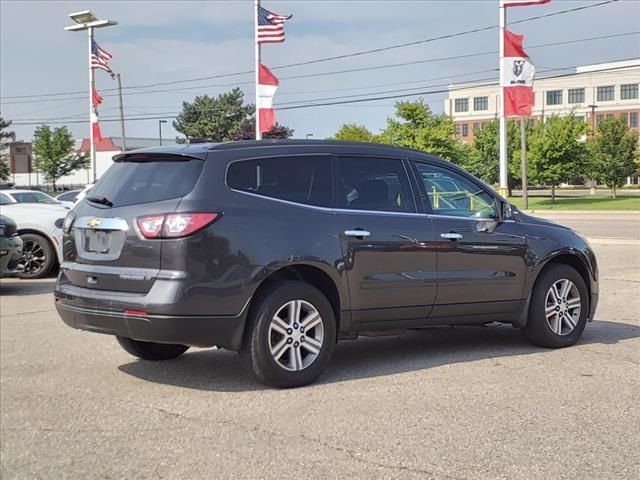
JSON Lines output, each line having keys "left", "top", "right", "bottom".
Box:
{"left": 55, "top": 293, "right": 249, "bottom": 350}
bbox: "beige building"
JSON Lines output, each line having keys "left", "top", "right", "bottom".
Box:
{"left": 444, "top": 59, "right": 640, "bottom": 145}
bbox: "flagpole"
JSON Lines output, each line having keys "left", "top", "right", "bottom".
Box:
{"left": 254, "top": 0, "right": 262, "bottom": 140}
{"left": 88, "top": 27, "right": 97, "bottom": 182}
{"left": 498, "top": 1, "right": 508, "bottom": 197}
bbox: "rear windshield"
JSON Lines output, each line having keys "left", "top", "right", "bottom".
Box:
{"left": 89, "top": 157, "right": 204, "bottom": 207}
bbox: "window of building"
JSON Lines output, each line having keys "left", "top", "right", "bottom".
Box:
{"left": 227, "top": 155, "right": 332, "bottom": 207}
{"left": 574, "top": 115, "right": 585, "bottom": 123}
{"left": 336, "top": 157, "right": 415, "bottom": 213}
{"left": 413, "top": 162, "right": 497, "bottom": 218}
{"left": 455, "top": 124, "right": 461, "bottom": 136}
{"left": 473, "top": 96, "right": 488, "bottom": 111}
{"left": 606, "top": 114, "right": 614, "bottom": 119}
{"left": 620, "top": 113, "right": 629, "bottom": 125}
{"left": 454, "top": 98, "right": 469, "bottom": 112}
{"left": 568, "top": 88, "right": 585, "bottom": 104}
{"left": 630, "top": 112, "right": 638, "bottom": 128}
{"left": 596, "top": 114, "right": 605, "bottom": 125}
{"left": 462, "top": 124, "right": 469, "bottom": 137}
{"left": 546, "top": 90, "right": 563, "bottom": 105}
{"left": 528, "top": 119, "right": 536, "bottom": 127}
{"left": 473, "top": 123, "right": 481, "bottom": 132}
{"left": 597, "top": 85, "right": 615, "bottom": 102}
{"left": 621, "top": 84, "right": 639, "bottom": 100}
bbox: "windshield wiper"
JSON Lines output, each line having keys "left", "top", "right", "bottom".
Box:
{"left": 86, "top": 196, "right": 114, "bottom": 207}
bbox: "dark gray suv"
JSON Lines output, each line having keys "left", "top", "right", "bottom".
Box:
{"left": 55, "top": 140, "right": 598, "bottom": 387}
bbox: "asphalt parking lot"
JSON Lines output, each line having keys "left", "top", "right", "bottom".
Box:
{"left": 1, "top": 213, "right": 639, "bottom": 479}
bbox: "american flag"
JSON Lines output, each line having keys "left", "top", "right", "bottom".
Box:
{"left": 91, "top": 40, "right": 115, "bottom": 77}
{"left": 257, "top": 6, "right": 292, "bottom": 44}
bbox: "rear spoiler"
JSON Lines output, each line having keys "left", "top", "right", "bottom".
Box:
{"left": 112, "top": 152, "right": 207, "bottom": 163}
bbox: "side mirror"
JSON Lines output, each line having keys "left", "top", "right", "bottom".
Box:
{"left": 502, "top": 202, "right": 514, "bottom": 221}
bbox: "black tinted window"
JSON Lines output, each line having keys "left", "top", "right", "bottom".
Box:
{"left": 88, "top": 158, "right": 203, "bottom": 207}
{"left": 227, "top": 156, "right": 332, "bottom": 207}
{"left": 413, "top": 162, "right": 497, "bottom": 218}
{"left": 337, "top": 157, "right": 415, "bottom": 213}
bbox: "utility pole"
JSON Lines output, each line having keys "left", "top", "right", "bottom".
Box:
{"left": 116, "top": 73, "right": 126, "bottom": 151}
{"left": 520, "top": 116, "right": 528, "bottom": 210}
{"left": 159, "top": 120, "right": 167, "bottom": 146}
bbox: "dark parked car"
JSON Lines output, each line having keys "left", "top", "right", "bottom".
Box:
{"left": 55, "top": 141, "right": 598, "bottom": 387}
{"left": 0, "top": 216, "right": 23, "bottom": 278}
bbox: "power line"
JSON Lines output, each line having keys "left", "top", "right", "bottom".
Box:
{"left": 9, "top": 62, "right": 636, "bottom": 126}
{"left": 0, "top": 0, "right": 622, "bottom": 102}
{"left": 4, "top": 29, "right": 637, "bottom": 109}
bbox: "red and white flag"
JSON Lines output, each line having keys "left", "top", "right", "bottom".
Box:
{"left": 501, "top": 0, "right": 550, "bottom": 7}
{"left": 257, "top": 63, "right": 279, "bottom": 133}
{"left": 90, "top": 108, "right": 103, "bottom": 142}
{"left": 502, "top": 29, "right": 535, "bottom": 117}
{"left": 92, "top": 87, "right": 103, "bottom": 106}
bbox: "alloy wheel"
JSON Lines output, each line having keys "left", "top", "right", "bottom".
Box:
{"left": 545, "top": 279, "right": 582, "bottom": 336}
{"left": 17, "top": 240, "right": 47, "bottom": 275}
{"left": 268, "top": 299, "right": 324, "bottom": 372}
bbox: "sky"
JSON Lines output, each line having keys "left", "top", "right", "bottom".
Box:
{"left": 1, "top": 0, "right": 639, "bottom": 143}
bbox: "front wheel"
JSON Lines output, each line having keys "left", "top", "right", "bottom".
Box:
{"left": 523, "top": 264, "right": 589, "bottom": 348}
{"left": 116, "top": 337, "right": 189, "bottom": 360}
{"left": 241, "top": 281, "right": 337, "bottom": 388}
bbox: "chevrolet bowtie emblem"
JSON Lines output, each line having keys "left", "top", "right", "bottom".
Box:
{"left": 88, "top": 218, "right": 101, "bottom": 229}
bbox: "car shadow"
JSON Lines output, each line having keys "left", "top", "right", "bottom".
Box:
{"left": 118, "top": 320, "right": 639, "bottom": 392}
{"left": 0, "top": 278, "right": 56, "bottom": 296}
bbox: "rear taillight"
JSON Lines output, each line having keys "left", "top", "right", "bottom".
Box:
{"left": 63, "top": 211, "right": 76, "bottom": 234}
{"left": 136, "top": 213, "right": 220, "bottom": 239}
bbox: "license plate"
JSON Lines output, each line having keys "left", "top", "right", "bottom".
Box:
{"left": 85, "top": 230, "right": 111, "bottom": 253}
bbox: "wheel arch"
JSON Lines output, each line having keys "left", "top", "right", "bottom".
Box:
{"left": 249, "top": 263, "right": 345, "bottom": 333}
{"left": 515, "top": 250, "right": 593, "bottom": 328}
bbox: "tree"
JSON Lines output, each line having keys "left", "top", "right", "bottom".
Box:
{"left": 379, "top": 100, "right": 464, "bottom": 163}
{"left": 32, "top": 125, "right": 89, "bottom": 189}
{"left": 465, "top": 119, "right": 522, "bottom": 194}
{"left": 528, "top": 114, "right": 587, "bottom": 203}
{"left": 0, "top": 116, "right": 15, "bottom": 181}
{"left": 586, "top": 116, "right": 639, "bottom": 198}
{"left": 174, "top": 88, "right": 254, "bottom": 142}
{"left": 332, "top": 123, "right": 377, "bottom": 142}
{"left": 231, "top": 120, "right": 294, "bottom": 140}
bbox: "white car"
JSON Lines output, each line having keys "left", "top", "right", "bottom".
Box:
{"left": 0, "top": 189, "right": 69, "bottom": 209}
{"left": 0, "top": 200, "right": 67, "bottom": 279}
{"left": 55, "top": 189, "right": 83, "bottom": 208}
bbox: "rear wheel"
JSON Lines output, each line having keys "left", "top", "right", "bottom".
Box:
{"left": 116, "top": 337, "right": 189, "bottom": 360}
{"left": 241, "top": 281, "right": 336, "bottom": 388}
{"left": 523, "top": 264, "right": 589, "bottom": 348}
{"left": 17, "top": 233, "right": 55, "bottom": 279}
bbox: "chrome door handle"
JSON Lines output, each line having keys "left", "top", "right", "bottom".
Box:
{"left": 440, "top": 232, "right": 463, "bottom": 240}
{"left": 345, "top": 230, "right": 371, "bottom": 238}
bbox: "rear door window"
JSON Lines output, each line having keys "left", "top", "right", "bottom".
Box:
{"left": 336, "top": 156, "right": 416, "bottom": 213}
{"left": 88, "top": 157, "right": 204, "bottom": 207}
{"left": 227, "top": 155, "right": 332, "bottom": 207}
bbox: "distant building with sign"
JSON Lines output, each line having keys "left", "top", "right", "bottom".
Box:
{"left": 444, "top": 59, "right": 640, "bottom": 184}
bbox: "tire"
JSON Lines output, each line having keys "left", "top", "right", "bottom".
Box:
{"left": 523, "top": 264, "right": 589, "bottom": 348}
{"left": 240, "top": 281, "right": 337, "bottom": 388}
{"left": 17, "top": 233, "right": 55, "bottom": 279}
{"left": 116, "top": 336, "right": 189, "bottom": 360}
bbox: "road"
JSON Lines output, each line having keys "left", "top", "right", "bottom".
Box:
{"left": 1, "top": 213, "right": 639, "bottom": 479}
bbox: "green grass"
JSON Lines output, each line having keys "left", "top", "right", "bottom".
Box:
{"left": 508, "top": 196, "right": 640, "bottom": 211}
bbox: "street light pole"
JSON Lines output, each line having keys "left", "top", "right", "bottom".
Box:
{"left": 65, "top": 11, "right": 117, "bottom": 183}
{"left": 305, "top": 133, "right": 314, "bottom": 140}
{"left": 159, "top": 120, "right": 167, "bottom": 146}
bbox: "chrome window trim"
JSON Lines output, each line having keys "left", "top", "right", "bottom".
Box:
{"left": 229, "top": 188, "right": 514, "bottom": 221}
